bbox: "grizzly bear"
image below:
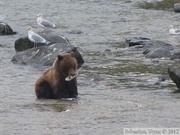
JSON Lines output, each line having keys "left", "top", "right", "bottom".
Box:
{"left": 35, "top": 52, "right": 78, "bottom": 99}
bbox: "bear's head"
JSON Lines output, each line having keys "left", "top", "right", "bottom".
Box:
{"left": 54, "top": 52, "right": 78, "bottom": 80}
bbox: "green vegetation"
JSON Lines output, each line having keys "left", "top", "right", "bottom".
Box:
{"left": 137, "top": 0, "right": 180, "bottom": 10}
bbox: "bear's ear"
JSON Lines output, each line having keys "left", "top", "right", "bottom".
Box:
{"left": 58, "top": 55, "right": 63, "bottom": 61}
{"left": 70, "top": 52, "right": 75, "bottom": 57}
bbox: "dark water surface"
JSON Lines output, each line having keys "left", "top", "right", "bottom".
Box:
{"left": 0, "top": 0, "right": 180, "bottom": 135}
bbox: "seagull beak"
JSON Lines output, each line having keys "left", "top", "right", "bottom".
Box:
{"left": 26, "top": 26, "right": 32, "bottom": 31}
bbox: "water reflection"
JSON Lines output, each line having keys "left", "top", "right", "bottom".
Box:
{"left": 34, "top": 99, "right": 78, "bottom": 112}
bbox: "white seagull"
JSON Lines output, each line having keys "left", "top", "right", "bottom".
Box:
{"left": 169, "top": 25, "right": 180, "bottom": 35}
{"left": 37, "top": 13, "right": 56, "bottom": 29}
{"left": 27, "top": 26, "right": 49, "bottom": 47}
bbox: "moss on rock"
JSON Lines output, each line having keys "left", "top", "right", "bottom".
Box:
{"left": 137, "top": 0, "right": 180, "bottom": 10}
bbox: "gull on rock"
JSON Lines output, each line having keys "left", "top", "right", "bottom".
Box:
{"left": 27, "top": 26, "right": 49, "bottom": 47}
{"left": 37, "top": 13, "right": 56, "bottom": 29}
{"left": 169, "top": 25, "right": 180, "bottom": 35}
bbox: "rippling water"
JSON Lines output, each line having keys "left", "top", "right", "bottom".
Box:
{"left": 1, "top": 0, "right": 180, "bottom": 135}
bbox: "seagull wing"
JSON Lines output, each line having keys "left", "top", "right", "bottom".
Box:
{"left": 40, "top": 19, "right": 56, "bottom": 28}
{"left": 175, "top": 29, "right": 180, "bottom": 34}
{"left": 31, "top": 33, "right": 46, "bottom": 43}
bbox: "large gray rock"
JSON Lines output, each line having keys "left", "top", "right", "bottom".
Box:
{"left": 125, "top": 37, "right": 150, "bottom": 47}
{"left": 15, "top": 30, "right": 70, "bottom": 52}
{"left": 125, "top": 37, "right": 174, "bottom": 58}
{"left": 174, "top": 3, "right": 180, "bottom": 12}
{"left": 168, "top": 60, "right": 180, "bottom": 89}
{"left": 0, "top": 22, "right": 16, "bottom": 35}
{"left": 171, "top": 51, "right": 180, "bottom": 60}
{"left": 11, "top": 43, "right": 84, "bottom": 68}
{"left": 13, "top": 30, "right": 84, "bottom": 68}
{"left": 143, "top": 40, "right": 174, "bottom": 58}
{"left": 145, "top": 48, "right": 171, "bottom": 58}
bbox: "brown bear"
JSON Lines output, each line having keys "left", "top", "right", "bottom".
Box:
{"left": 35, "top": 52, "right": 78, "bottom": 99}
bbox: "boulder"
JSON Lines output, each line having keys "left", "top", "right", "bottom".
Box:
{"left": 14, "top": 37, "right": 34, "bottom": 51}
{"left": 125, "top": 37, "right": 150, "bottom": 47}
{"left": 168, "top": 60, "right": 180, "bottom": 89}
{"left": 13, "top": 30, "right": 84, "bottom": 68}
{"left": 174, "top": 3, "right": 180, "bottom": 12}
{"left": 125, "top": 37, "right": 174, "bottom": 58}
{"left": 171, "top": 51, "right": 180, "bottom": 60}
{"left": 15, "top": 30, "right": 70, "bottom": 52}
{"left": 143, "top": 40, "right": 174, "bottom": 58}
{"left": 145, "top": 48, "right": 171, "bottom": 58}
{"left": 11, "top": 43, "right": 84, "bottom": 68}
{"left": 0, "top": 22, "right": 16, "bottom": 35}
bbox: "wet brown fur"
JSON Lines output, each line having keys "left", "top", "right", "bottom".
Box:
{"left": 35, "top": 52, "right": 78, "bottom": 99}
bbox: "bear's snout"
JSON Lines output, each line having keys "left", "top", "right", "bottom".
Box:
{"left": 65, "top": 69, "right": 77, "bottom": 81}
{"left": 65, "top": 74, "right": 76, "bottom": 81}
{"left": 68, "top": 69, "right": 76, "bottom": 76}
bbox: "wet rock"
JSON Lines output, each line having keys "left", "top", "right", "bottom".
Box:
{"left": 125, "top": 37, "right": 174, "bottom": 58}
{"left": 143, "top": 40, "right": 174, "bottom": 51}
{"left": 85, "top": 73, "right": 105, "bottom": 81}
{"left": 11, "top": 43, "right": 84, "bottom": 68}
{"left": 104, "top": 49, "right": 111, "bottom": 52}
{"left": 168, "top": 60, "right": 180, "bottom": 89}
{"left": 174, "top": 3, "right": 180, "bottom": 12}
{"left": 111, "top": 18, "right": 130, "bottom": 23}
{"left": 145, "top": 48, "right": 171, "bottom": 58}
{"left": 137, "top": 0, "right": 176, "bottom": 10}
{"left": 143, "top": 40, "right": 174, "bottom": 58}
{"left": 14, "top": 37, "right": 34, "bottom": 51}
{"left": 125, "top": 37, "right": 150, "bottom": 47}
{"left": 67, "top": 30, "right": 84, "bottom": 34}
{"left": 171, "top": 51, "right": 180, "bottom": 60}
{"left": 0, "top": 22, "right": 16, "bottom": 35}
{"left": 15, "top": 30, "right": 70, "bottom": 52}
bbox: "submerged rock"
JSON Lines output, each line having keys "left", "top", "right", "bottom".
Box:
{"left": 143, "top": 40, "right": 174, "bottom": 51}
{"left": 168, "top": 60, "right": 180, "bottom": 89}
{"left": 145, "top": 48, "right": 171, "bottom": 58}
{"left": 137, "top": 0, "right": 176, "bottom": 10}
{"left": 125, "top": 37, "right": 174, "bottom": 59}
{"left": 67, "top": 30, "right": 84, "bottom": 34}
{"left": 143, "top": 40, "right": 174, "bottom": 58}
{"left": 125, "top": 37, "right": 150, "bottom": 47}
{"left": 171, "top": 51, "right": 180, "bottom": 60}
{"left": 15, "top": 30, "right": 70, "bottom": 52}
{"left": 0, "top": 22, "right": 16, "bottom": 35}
{"left": 85, "top": 73, "right": 105, "bottom": 82}
{"left": 12, "top": 43, "right": 84, "bottom": 68}
{"left": 143, "top": 40, "right": 174, "bottom": 59}
{"left": 174, "top": 3, "right": 180, "bottom": 12}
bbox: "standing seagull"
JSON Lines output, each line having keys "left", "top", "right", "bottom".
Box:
{"left": 169, "top": 25, "right": 180, "bottom": 35}
{"left": 27, "top": 26, "right": 49, "bottom": 47}
{"left": 37, "top": 13, "right": 56, "bottom": 29}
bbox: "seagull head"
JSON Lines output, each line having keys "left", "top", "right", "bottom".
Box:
{"left": 37, "top": 13, "right": 42, "bottom": 18}
{"left": 169, "top": 25, "right": 174, "bottom": 29}
{"left": 27, "top": 26, "right": 33, "bottom": 31}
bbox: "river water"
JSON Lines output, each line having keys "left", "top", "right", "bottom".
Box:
{"left": 0, "top": 0, "right": 180, "bottom": 135}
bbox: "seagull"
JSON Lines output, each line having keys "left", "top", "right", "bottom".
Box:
{"left": 37, "top": 13, "right": 56, "bottom": 29}
{"left": 27, "top": 26, "right": 49, "bottom": 48}
{"left": 169, "top": 25, "right": 180, "bottom": 35}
